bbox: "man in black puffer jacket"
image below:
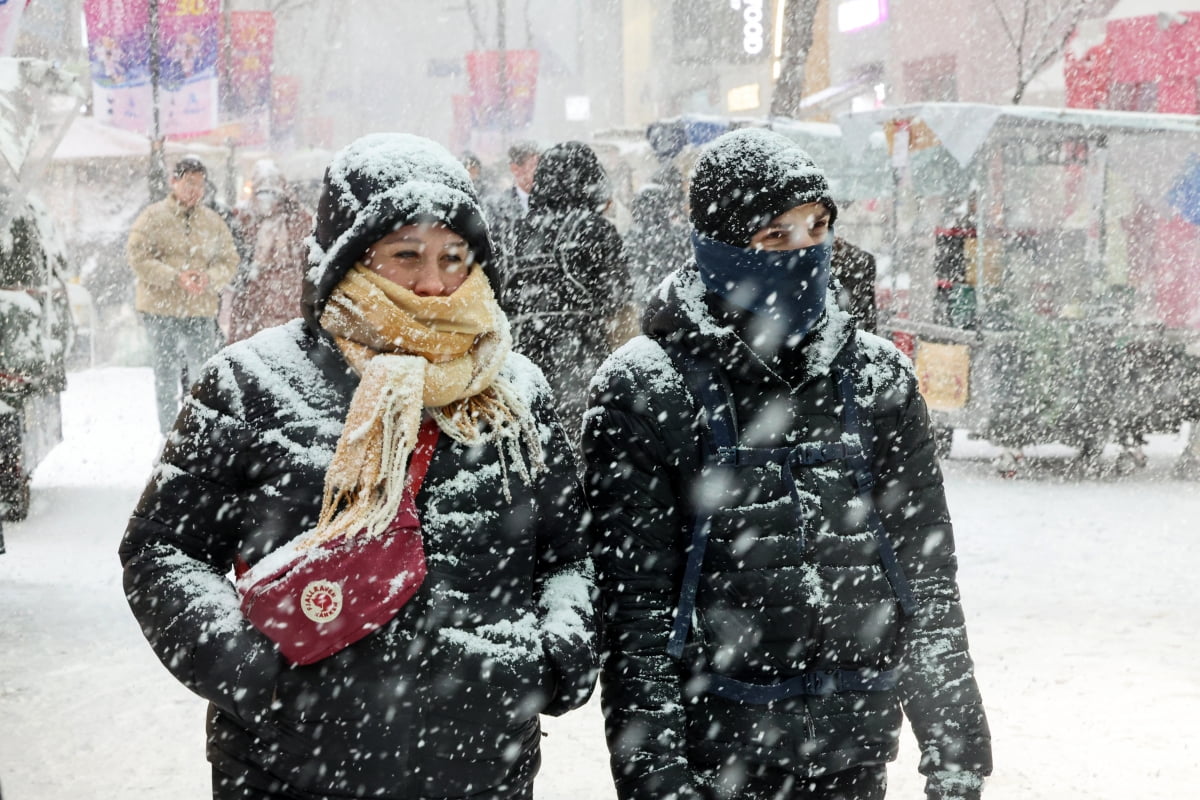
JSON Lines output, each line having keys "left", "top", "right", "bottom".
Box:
{"left": 120, "top": 134, "right": 598, "bottom": 800}
{"left": 584, "top": 129, "right": 991, "bottom": 800}
{"left": 501, "top": 141, "right": 632, "bottom": 439}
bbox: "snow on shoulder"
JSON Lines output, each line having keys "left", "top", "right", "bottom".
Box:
{"left": 499, "top": 349, "right": 553, "bottom": 408}
{"left": 587, "top": 334, "right": 687, "bottom": 416}
{"left": 853, "top": 328, "right": 917, "bottom": 406}
{"left": 206, "top": 320, "right": 344, "bottom": 468}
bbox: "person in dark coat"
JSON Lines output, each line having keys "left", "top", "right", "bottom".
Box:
{"left": 120, "top": 133, "right": 599, "bottom": 800}
{"left": 583, "top": 129, "right": 991, "bottom": 800}
{"left": 832, "top": 235, "right": 878, "bottom": 333}
{"left": 624, "top": 182, "right": 690, "bottom": 310}
{"left": 501, "top": 140, "right": 632, "bottom": 437}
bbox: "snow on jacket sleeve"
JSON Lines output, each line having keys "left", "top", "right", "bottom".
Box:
{"left": 118, "top": 356, "right": 284, "bottom": 725}
{"left": 525, "top": 383, "right": 601, "bottom": 716}
{"left": 582, "top": 349, "right": 702, "bottom": 800}
{"left": 862, "top": 343, "right": 993, "bottom": 789}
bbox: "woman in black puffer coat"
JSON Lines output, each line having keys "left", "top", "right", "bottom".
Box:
{"left": 120, "top": 133, "right": 598, "bottom": 800}
{"left": 584, "top": 129, "right": 991, "bottom": 800}
{"left": 501, "top": 141, "right": 632, "bottom": 437}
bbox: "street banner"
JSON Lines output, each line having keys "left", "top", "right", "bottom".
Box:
{"left": 0, "top": 0, "right": 27, "bottom": 56}
{"left": 915, "top": 341, "right": 970, "bottom": 411}
{"left": 84, "top": 0, "right": 153, "bottom": 134}
{"left": 270, "top": 74, "right": 300, "bottom": 144}
{"left": 221, "top": 10, "right": 274, "bottom": 145}
{"left": 465, "top": 49, "right": 539, "bottom": 129}
{"left": 84, "top": 0, "right": 219, "bottom": 138}
{"left": 156, "top": 0, "right": 220, "bottom": 137}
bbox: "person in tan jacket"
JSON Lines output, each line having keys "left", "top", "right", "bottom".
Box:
{"left": 126, "top": 156, "right": 239, "bottom": 432}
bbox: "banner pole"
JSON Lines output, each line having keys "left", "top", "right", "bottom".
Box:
{"left": 148, "top": 0, "right": 167, "bottom": 198}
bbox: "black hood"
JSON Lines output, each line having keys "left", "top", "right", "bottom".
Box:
{"left": 528, "top": 141, "right": 611, "bottom": 215}
{"left": 302, "top": 133, "right": 497, "bottom": 329}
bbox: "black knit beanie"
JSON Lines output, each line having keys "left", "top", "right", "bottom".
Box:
{"left": 688, "top": 128, "right": 837, "bottom": 248}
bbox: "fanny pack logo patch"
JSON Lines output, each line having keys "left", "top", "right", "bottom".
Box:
{"left": 301, "top": 580, "right": 343, "bottom": 622}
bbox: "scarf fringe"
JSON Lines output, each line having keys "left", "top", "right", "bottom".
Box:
{"left": 430, "top": 375, "right": 545, "bottom": 503}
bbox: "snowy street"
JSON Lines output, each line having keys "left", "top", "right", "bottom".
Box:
{"left": 2, "top": 366, "right": 1198, "bottom": 799}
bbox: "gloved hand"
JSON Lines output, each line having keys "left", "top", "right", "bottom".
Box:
{"left": 925, "top": 769, "right": 984, "bottom": 800}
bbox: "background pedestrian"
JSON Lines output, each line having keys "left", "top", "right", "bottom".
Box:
{"left": 125, "top": 155, "right": 239, "bottom": 433}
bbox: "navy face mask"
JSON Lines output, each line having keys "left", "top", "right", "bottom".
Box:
{"left": 692, "top": 231, "right": 832, "bottom": 337}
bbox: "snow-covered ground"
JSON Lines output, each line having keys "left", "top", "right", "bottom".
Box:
{"left": 2, "top": 367, "right": 1198, "bottom": 799}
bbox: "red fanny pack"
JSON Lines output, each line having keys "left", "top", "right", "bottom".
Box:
{"left": 237, "top": 418, "right": 440, "bottom": 666}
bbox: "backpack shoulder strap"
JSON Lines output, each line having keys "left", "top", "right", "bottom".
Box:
{"left": 661, "top": 341, "right": 737, "bottom": 658}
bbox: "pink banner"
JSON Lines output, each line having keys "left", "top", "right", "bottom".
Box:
{"left": 84, "top": 0, "right": 219, "bottom": 138}
{"left": 158, "top": 0, "right": 220, "bottom": 138}
{"left": 466, "top": 50, "right": 540, "bottom": 129}
{"left": 84, "top": 0, "right": 153, "bottom": 133}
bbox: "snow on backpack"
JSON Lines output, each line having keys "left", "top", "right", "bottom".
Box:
{"left": 236, "top": 418, "right": 440, "bottom": 666}
{"left": 664, "top": 343, "right": 917, "bottom": 703}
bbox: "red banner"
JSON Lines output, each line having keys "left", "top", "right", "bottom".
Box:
{"left": 465, "top": 49, "right": 539, "bottom": 129}
{"left": 270, "top": 74, "right": 300, "bottom": 143}
{"left": 221, "top": 10, "right": 274, "bottom": 145}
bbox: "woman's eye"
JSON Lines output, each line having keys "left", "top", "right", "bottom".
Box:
{"left": 392, "top": 249, "right": 420, "bottom": 259}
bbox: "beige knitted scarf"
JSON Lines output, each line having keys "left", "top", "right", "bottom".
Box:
{"left": 297, "top": 264, "right": 543, "bottom": 550}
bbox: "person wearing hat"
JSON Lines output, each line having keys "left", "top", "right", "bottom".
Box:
{"left": 501, "top": 140, "right": 633, "bottom": 443}
{"left": 120, "top": 134, "right": 598, "bottom": 799}
{"left": 583, "top": 128, "right": 992, "bottom": 800}
{"left": 127, "top": 155, "right": 240, "bottom": 433}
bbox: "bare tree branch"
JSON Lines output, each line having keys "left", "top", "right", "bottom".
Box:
{"left": 994, "top": 0, "right": 1111, "bottom": 104}
{"left": 465, "top": 0, "right": 488, "bottom": 49}
{"left": 989, "top": 0, "right": 1021, "bottom": 49}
